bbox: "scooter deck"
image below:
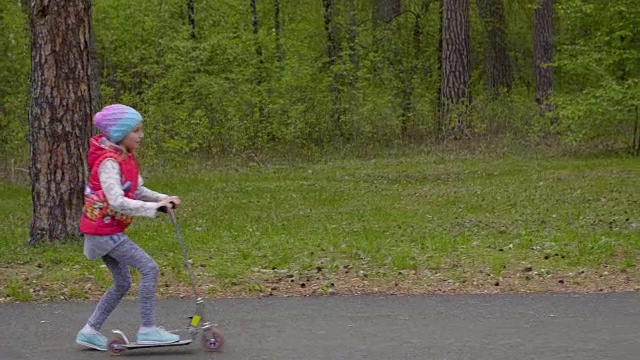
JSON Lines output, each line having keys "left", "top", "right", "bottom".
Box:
{"left": 121, "top": 339, "right": 193, "bottom": 349}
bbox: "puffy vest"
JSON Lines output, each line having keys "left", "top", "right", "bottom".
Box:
{"left": 79, "top": 134, "right": 140, "bottom": 235}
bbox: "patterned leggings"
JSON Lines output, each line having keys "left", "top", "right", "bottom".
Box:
{"left": 87, "top": 237, "right": 159, "bottom": 330}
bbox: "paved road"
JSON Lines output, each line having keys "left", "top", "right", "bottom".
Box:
{"left": 1, "top": 292, "right": 639, "bottom": 360}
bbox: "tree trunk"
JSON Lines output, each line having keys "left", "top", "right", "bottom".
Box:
{"left": 345, "top": 0, "right": 359, "bottom": 141}
{"left": 435, "top": 0, "right": 443, "bottom": 138}
{"left": 373, "top": 0, "right": 401, "bottom": 27}
{"left": 89, "top": 2, "right": 101, "bottom": 120}
{"left": 400, "top": 10, "right": 426, "bottom": 139}
{"left": 322, "top": 0, "right": 341, "bottom": 68}
{"left": 477, "top": 0, "right": 512, "bottom": 95}
{"left": 533, "top": 0, "right": 554, "bottom": 121}
{"left": 440, "top": 0, "right": 471, "bottom": 136}
{"left": 322, "top": 0, "right": 344, "bottom": 142}
{"left": 29, "top": 0, "right": 95, "bottom": 244}
{"left": 274, "top": 0, "right": 283, "bottom": 72}
{"left": 345, "top": 0, "right": 359, "bottom": 74}
{"left": 188, "top": 0, "right": 196, "bottom": 40}
{"left": 250, "top": 0, "right": 267, "bottom": 140}
{"left": 251, "top": 0, "right": 262, "bottom": 61}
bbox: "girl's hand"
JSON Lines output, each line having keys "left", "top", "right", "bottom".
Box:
{"left": 157, "top": 197, "right": 178, "bottom": 213}
{"left": 166, "top": 196, "right": 181, "bottom": 208}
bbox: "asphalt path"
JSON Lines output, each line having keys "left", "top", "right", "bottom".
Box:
{"left": 1, "top": 292, "right": 639, "bottom": 359}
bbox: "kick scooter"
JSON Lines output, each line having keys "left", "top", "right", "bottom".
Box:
{"left": 107, "top": 208, "right": 224, "bottom": 355}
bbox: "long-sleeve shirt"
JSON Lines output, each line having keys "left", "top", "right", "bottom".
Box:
{"left": 99, "top": 159, "right": 167, "bottom": 218}
{"left": 83, "top": 159, "right": 168, "bottom": 260}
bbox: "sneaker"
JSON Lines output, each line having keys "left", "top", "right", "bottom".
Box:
{"left": 76, "top": 331, "right": 108, "bottom": 351}
{"left": 136, "top": 327, "right": 180, "bottom": 345}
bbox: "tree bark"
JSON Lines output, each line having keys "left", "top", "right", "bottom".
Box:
{"left": 440, "top": 0, "right": 471, "bottom": 135}
{"left": 29, "top": 0, "right": 95, "bottom": 244}
{"left": 533, "top": 0, "right": 554, "bottom": 121}
{"left": 477, "top": 0, "right": 512, "bottom": 95}
{"left": 88, "top": 2, "right": 101, "bottom": 120}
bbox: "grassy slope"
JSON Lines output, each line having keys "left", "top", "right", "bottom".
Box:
{"left": 1, "top": 154, "right": 639, "bottom": 302}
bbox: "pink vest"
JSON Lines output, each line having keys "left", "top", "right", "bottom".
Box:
{"left": 79, "top": 135, "right": 140, "bottom": 235}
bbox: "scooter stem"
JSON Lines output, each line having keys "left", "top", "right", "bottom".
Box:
{"left": 168, "top": 209, "right": 200, "bottom": 299}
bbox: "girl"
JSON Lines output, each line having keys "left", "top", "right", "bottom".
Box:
{"left": 76, "top": 104, "right": 181, "bottom": 351}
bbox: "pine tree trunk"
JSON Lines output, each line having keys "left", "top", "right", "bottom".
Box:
{"left": 89, "top": 2, "right": 101, "bottom": 119}
{"left": 533, "top": 0, "right": 554, "bottom": 121}
{"left": 29, "top": 0, "right": 95, "bottom": 244}
{"left": 477, "top": 0, "right": 512, "bottom": 95}
{"left": 440, "top": 0, "right": 471, "bottom": 136}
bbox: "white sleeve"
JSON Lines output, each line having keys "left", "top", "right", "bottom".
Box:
{"left": 98, "top": 159, "right": 159, "bottom": 218}
{"left": 138, "top": 175, "right": 169, "bottom": 202}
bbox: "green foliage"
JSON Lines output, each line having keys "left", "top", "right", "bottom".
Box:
{"left": 0, "top": 1, "right": 29, "bottom": 161}
{"left": 1, "top": 0, "right": 639, "bottom": 164}
{"left": 555, "top": 0, "right": 640, "bottom": 146}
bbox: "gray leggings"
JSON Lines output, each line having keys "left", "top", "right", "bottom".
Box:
{"left": 87, "top": 238, "right": 159, "bottom": 330}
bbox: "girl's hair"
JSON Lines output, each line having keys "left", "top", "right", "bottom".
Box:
{"left": 118, "top": 143, "right": 130, "bottom": 160}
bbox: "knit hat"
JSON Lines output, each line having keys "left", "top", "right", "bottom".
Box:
{"left": 94, "top": 104, "right": 143, "bottom": 143}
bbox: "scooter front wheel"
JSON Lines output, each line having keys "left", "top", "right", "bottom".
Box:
{"left": 107, "top": 334, "right": 127, "bottom": 356}
{"left": 201, "top": 328, "right": 224, "bottom": 352}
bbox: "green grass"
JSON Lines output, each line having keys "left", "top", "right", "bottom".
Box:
{"left": 1, "top": 153, "right": 639, "bottom": 301}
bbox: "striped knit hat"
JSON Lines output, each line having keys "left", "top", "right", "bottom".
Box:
{"left": 94, "top": 104, "right": 143, "bottom": 143}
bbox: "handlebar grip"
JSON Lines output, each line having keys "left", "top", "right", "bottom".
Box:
{"left": 157, "top": 201, "right": 176, "bottom": 213}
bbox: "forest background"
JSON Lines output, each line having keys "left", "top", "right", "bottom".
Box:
{"left": 1, "top": 0, "right": 639, "bottom": 163}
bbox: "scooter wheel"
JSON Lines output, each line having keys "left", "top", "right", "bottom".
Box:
{"left": 108, "top": 335, "right": 126, "bottom": 356}
{"left": 201, "top": 328, "right": 224, "bottom": 352}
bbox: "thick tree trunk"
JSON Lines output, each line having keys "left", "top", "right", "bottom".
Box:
{"left": 440, "top": 0, "right": 471, "bottom": 136}
{"left": 533, "top": 0, "right": 554, "bottom": 121}
{"left": 89, "top": 2, "right": 101, "bottom": 120}
{"left": 477, "top": 0, "right": 512, "bottom": 95}
{"left": 29, "top": 0, "right": 95, "bottom": 244}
